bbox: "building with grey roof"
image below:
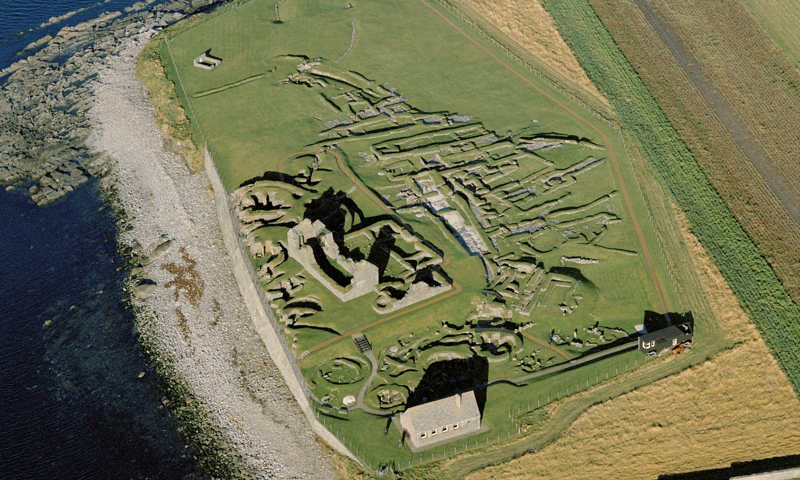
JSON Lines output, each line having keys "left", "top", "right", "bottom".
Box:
{"left": 399, "top": 391, "right": 481, "bottom": 449}
{"left": 638, "top": 322, "right": 693, "bottom": 357}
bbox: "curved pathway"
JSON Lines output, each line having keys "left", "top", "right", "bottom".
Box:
{"left": 354, "top": 349, "right": 390, "bottom": 416}
{"left": 520, "top": 331, "right": 571, "bottom": 361}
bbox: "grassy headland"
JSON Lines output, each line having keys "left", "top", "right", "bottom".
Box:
{"left": 135, "top": 15, "right": 207, "bottom": 172}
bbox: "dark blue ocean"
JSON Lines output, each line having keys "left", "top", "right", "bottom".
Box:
{"left": 0, "top": 2, "right": 207, "bottom": 479}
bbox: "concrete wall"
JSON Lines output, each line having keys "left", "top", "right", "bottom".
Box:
{"left": 204, "top": 148, "right": 364, "bottom": 467}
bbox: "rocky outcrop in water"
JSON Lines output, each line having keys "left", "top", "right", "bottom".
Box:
{"left": 0, "top": 0, "right": 220, "bottom": 205}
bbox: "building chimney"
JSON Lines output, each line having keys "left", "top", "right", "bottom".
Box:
{"left": 456, "top": 393, "right": 461, "bottom": 407}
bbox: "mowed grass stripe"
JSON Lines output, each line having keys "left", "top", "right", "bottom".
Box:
{"left": 541, "top": 0, "right": 800, "bottom": 397}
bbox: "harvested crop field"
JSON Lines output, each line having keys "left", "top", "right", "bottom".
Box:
{"left": 630, "top": 0, "right": 800, "bottom": 225}
{"left": 538, "top": 0, "right": 800, "bottom": 398}
{"left": 466, "top": 209, "right": 800, "bottom": 480}
{"left": 628, "top": 0, "right": 800, "bottom": 202}
{"left": 741, "top": 0, "right": 800, "bottom": 68}
{"left": 586, "top": 0, "right": 800, "bottom": 304}
{"left": 455, "top": 0, "right": 607, "bottom": 106}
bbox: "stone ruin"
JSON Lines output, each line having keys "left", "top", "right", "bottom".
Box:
{"left": 286, "top": 219, "right": 379, "bottom": 302}
{"left": 193, "top": 52, "right": 221, "bottom": 70}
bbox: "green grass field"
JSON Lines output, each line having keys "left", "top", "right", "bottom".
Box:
{"left": 740, "top": 0, "right": 800, "bottom": 68}
{"left": 161, "top": 0, "right": 602, "bottom": 189}
{"left": 541, "top": 0, "right": 800, "bottom": 397}
{"left": 156, "top": 0, "right": 692, "bottom": 471}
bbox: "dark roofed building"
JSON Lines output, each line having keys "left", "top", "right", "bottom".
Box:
{"left": 638, "top": 322, "right": 693, "bottom": 357}
{"left": 399, "top": 391, "right": 481, "bottom": 449}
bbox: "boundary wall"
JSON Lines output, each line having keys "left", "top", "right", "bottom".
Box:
{"left": 204, "top": 147, "right": 365, "bottom": 467}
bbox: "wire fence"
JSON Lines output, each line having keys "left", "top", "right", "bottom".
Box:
{"left": 434, "top": 0, "right": 616, "bottom": 127}
{"left": 168, "top": 2, "right": 673, "bottom": 471}
{"left": 205, "top": 148, "right": 320, "bottom": 403}
{"left": 431, "top": 0, "right": 684, "bottom": 315}
{"left": 314, "top": 354, "right": 646, "bottom": 472}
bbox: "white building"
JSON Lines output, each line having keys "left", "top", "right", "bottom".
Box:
{"left": 399, "top": 391, "right": 481, "bottom": 449}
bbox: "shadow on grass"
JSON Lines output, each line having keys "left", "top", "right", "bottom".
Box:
{"left": 406, "top": 356, "right": 489, "bottom": 416}
{"left": 643, "top": 310, "right": 695, "bottom": 333}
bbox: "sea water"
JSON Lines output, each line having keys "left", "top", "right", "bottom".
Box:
{"left": 0, "top": 1, "right": 207, "bottom": 478}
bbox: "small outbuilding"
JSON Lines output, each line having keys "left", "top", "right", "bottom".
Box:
{"left": 193, "top": 52, "right": 221, "bottom": 70}
{"left": 399, "top": 391, "right": 481, "bottom": 449}
{"left": 638, "top": 322, "right": 693, "bottom": 357}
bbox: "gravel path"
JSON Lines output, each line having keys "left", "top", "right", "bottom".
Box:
{"left": 89, "top": 31, "right": 335, "bottom": 480}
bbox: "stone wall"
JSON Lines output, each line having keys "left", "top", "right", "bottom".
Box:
{"left": 286, "top": 218, "right": 379, "bottom": 302}
{"left": 203, "top": 147, "right": 364, "bottom": 467}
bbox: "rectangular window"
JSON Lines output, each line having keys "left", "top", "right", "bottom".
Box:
{"left": 442, "top": 426, "right": 448, "bottom": 433}
{"left": 431, "top": 429, "right": 438, "bottom": 436}
{"left": 420, "top": 432, "right": 426, "bottom": 439}
{"left": 453, "top": 424, "right": 459, "bottom": 430}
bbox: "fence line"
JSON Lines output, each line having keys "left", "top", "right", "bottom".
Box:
{"left": 319, "top": 354, "right": 644, "bottom": 471}
{"left": 204, "top": 148, "right": 321, "bottom": 403}
{"left": 170, "top": 2, "right": 675, "bottom": 470}
{"left": 434, "top": 0, "right": 683, "bottom": 315}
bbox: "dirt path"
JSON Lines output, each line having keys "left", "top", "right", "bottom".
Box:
{"left": 520, "top": 331, "right": 572, "bottom": 361}
{"left": 416, "top": 0, "right": 671, "bottom": 317}
{"left": 494, "top": 340, "right": 638, "bottom": 385}
{"left": 632, "top": 0, "right": 800, "bottom": 226}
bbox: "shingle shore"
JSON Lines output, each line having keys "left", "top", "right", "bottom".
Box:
{"left": 88, "top": 28, "right": 335, "bottom": 480}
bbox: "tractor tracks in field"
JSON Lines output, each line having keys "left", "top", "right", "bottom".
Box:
{"left": 632, "top": 0, "right": 800, "bottom": 227}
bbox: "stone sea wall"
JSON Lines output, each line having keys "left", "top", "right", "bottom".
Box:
{"left": 1, "top": 1, "right": 342, "bottom": 478}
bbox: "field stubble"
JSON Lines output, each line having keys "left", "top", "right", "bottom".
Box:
{"left": 645, "top": 0, "right": 800, "bottom": 195}
{"left": 442, "top": 0, "right": 800, "bottom": 478}
{"left": 455, "top": 0, "right": 607, "bottom": 106}
{"left": 465, "top": 198, "right": 800, "bottom": 480}
{"left": 589, "top": 0, "right": 800, "bottom": 302}
{"left": 142, "top": 1, "right": 800, "bottom": 477}
{"left": 537, "top": 0, "right": 800, "bottom": 400}
{"left": 740, "top": 0, "right": 800, "bottom": 69}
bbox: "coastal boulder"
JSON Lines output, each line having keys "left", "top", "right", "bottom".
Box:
{"left": 141, "top": 238, "right": 173, "bottom": 266}
{"left": 133, "top": 281, "right": 157, "bottom": 297}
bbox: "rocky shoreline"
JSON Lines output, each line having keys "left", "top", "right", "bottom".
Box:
{"left": 0, "top": 0, "right": 198, "bottom": 205}
{"left": 2, "top": 2, "right": 337, "bottom": 478}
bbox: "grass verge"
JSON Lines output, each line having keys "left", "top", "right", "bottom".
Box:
{"left": 465, "top": 209, "right": 800, "bottom": 479}
{"left": 540, "top": 0, "right": 800, "bottom": 398}
{"left": 135, "top": 16, "right": 207, "bottom": 172}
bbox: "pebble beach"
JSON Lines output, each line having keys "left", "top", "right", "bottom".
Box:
{"left": 89, "top": 30, "right": 336, "bottom": 479}
{"left": 1, "top": 1, "right": 337, "bottom": 476}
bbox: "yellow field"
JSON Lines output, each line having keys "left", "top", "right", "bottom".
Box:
{"left": 466, "top": 209, "right": 800, "bottom": 479}
{"left": 741, "top": 0, "right": 800, "bottom": 67}
{"left": 457, "top": 0, "right": 608, "bottom": 106}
